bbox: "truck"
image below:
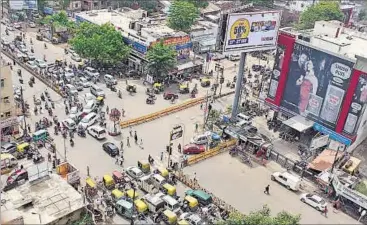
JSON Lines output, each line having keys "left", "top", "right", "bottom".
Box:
{"left": 138, "top": 175, "right": 158, "bottom": 194}
{"left": 56, "top": 162, "right": 80, "bottom": 187}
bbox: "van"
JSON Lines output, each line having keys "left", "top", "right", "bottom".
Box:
{"left": 151, "top": 174, "right": 167, "bottom": 189}
{"left": 87, "top": 125, "right": 107, "bottom": 140}
{"left": 236, "top": 113, "right": 252, "bottom": 126}
{"left": 83, "top": 100, "right": 97, "bottom": 114}
{"left": 65, "top": 84, "right": 78, "bottom": 95}
{"left": 271, "top": 171, "right": 301, "bottom": 191}
{"left": 143, "top": 193, "right": 166, "bottom": 213}
{"left": 85, "top": 67, "right": 100, "bottom": 79}
{"left": 1, "top": 153, "right": 18, "bottom": 170}
{"left": 90, "top": 84, "right": 105, "bottom": 97}
{"left": 161, "top": 194, "right": 181, "bottom": 213}
{"left": 79, "top": 112, "right": 98, "bottom": 129}
{"left": 104, "top": 74, "right": 117, "bottom": 85}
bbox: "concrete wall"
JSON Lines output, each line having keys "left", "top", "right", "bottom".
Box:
{"left": 0, "top": 66, "right": 16, "bottom": 118}
{"left": 310, "top": 37, "right": 342, "bottom": 54}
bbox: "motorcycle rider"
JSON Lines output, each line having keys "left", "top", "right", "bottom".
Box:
{"left": 70, "top": 138, "right": 74, "bottom": 146}
{"left": 44, "top": 43, "right": 47, "bottom": 49}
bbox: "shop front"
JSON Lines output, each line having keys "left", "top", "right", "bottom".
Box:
{"left": 0, "top": 117, "right": 19, "bottom": 141}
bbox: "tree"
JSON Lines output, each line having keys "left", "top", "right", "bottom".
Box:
{"left": 70, "top": 23, "right": 130, "bottom": 65}
{"left": 358, "top": 10, "right": 367, "bottom": 21}
{"left": 297, "top": 2, "right": 344, "bottom": 30}
{"left": 145, "top": 41, "right": 177, "bottom": 79}
{"left": 217, "top": 205, "right": 301, "bottom": 225}
{"left": 168, "top": 1, "right": 200, "bottom": 32}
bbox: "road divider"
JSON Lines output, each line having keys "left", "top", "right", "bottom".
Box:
{"left": 120, "top": 91, "right": 235, "bottom": 128}
{"left": 186, "top": 139, "right": 237, "bottom": 166}
{"left": 1, "top": 49, "right": 65, "bottom": 97}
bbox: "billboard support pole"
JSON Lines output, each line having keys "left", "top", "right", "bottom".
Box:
{"left": 231, "top": 52, "right": 246, "bottom": 121}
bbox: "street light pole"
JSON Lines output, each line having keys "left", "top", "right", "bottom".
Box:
{"left": 20, "top": 86, "right": 28, "bottom": 136}
{"left": 130, "top": 181, "right": 136, "bottom": 225}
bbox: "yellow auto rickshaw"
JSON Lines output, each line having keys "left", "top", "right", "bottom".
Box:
{"left": 17, "top": 142, "right": 30, "bottom": 153}
{"left": 134, "top": 199, "right": 148, "bottom": 214}
{"left": 103, "top": 175, "right": 115, "bottom": 190}
{"left": 161, "top": 183, "right": 176, "bottom": 196}
{"left": 200, "top": 78, "right": 211, "bottom": 87}
{"left": 179, "top": 84, "right": 189, "bottom": 94}
{"left": 178, "top": 219, "right": 190, "bottom": 225}
{"left": 85, "top": 177, "right": 97, "bottom": 198}
{"left": 153, "top": 82, "right": 163, "bottom": 93}
{"left": 111, "top": 189, "right": 125, "bottom": 202}
{"left": 126, "top": 189, "right": 139, "bottom": 199}
{"left": 183, "top": 195, "right": 199, "bottom": 212}
{"left": 155, "top": 167, "right": 169, "bottom": 178}
{"left": 96, "top": 96, "right": 104, "bottom": 106}
{"left": 137, "top": 160, "right": 150, "bottom": 173}
{"left": 162, "top": 209, "right": 177, "bottom": 225}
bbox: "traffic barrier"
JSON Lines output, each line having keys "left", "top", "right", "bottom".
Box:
{"left": 1, "top": 49, "right": 65, "bottom": 97}
{"left": 120, "top": 91, "right": 235, "bottom": 128}
{"left": 187, "top": 139, "right": 237, "bottom": 165}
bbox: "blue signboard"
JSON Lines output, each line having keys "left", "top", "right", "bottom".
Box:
{"left": 75, "top": 15, "right": 91, "bottom": 24}
{"left": 313, "top": 123, "right": 352, "bottom": 146}
{"left": 176, "top": 42, "right": 192, "bottom": 60}
{"left": 122, "top": 37, "right": 148, "bottom": 54}
{"left": 43, "top": 7, "right": 54, "bottom": 15}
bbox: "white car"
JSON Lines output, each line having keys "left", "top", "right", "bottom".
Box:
{"left": 26, "top": 60, "right": 38, "bottom": 70}
{"left": 87, "top": 125, "right": 106, "bottom": 140}
{"left": 18, "top": 45, "right": 28, "bottom": 53}
{"left": 71, "top": 53, "right": 82, "bottom": 62}
{"left": 6, "top": 26, "right": 14, "bottom": 31}
{"left": 35, "top": 59, "right": 47, "bottom": 68}
{"left": 62, "top": 119, "right": 77, "bottom": 130}
{"left": 70, "top": 106, "right": 78, "bottom": 115}
{"left": 190, "top": 131, "right": 212, "bottom": 145}
{"left": 80, "top": 77, "right": 91, "bottom": 88}
{"left": 14, "top": 23, "right": 21, "bottom": 29}
{"left": 29, "top": 22, "right": 36, "bottom": 28}
{"left": 125, "top": 166, "right": 144, "bottom": 179}
{"left": 300, "top": 193, "right": 327, "bottom": 211}
{"left": 83, "top": 93, "right": 95, "bottom": 103}
{"left": 83, "top": 100, "right": 97, "bottom": 114}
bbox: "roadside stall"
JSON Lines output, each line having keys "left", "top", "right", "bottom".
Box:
{"left": 308, "top": 149, "right": 344, "bottom": 174}
{"left": 342, "top": 156, "right": 361, "bottom": 176}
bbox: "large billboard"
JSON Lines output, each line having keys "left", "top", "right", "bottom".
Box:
{"left": 268, "top": 44, "right": 285, "bottom": 99}
{"left": 343, "top": 74, "right": 367, "bottom": 135}
{"left": 281, "top": 42, "right": 354, "bottom": 129}
{"left": 223, "top": 11, "right": 281, "bottom": 53}
{"left": 10, "top": 0, "right": 38, "bottom": 10}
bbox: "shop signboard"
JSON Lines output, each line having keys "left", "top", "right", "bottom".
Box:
{"left": 309, "top": 135, "right": 329, "bottom": 150}
{"left": 0, "top": 117, "right": 18, "bottom": 129}
{"left": 122, "top": 37, "right": 148, "bottom": 55}
{"left": 281, "top": 42, "right": 354, "bottom": 129}
{"left": 150, "top": 36, "right": 191, "bottom": 47}
{"left": 222, "top": 11, "right": 281, "bottom": 53}
{"left": 343, "top": 74, "right": 367, "bottom": 135}
{"left": 176, "top": 42, "right": 192, "bottom": 60}
{"left": 313, "top": 123, "right": 351, "bottom": 146}
{"left": 268, "top": 44, "right": 285, "bottom": 99}
{"left": 332, "top": 175, "right": 367, "bottom": 209}
{"left": 43, "top": 7, "right": 54, "bottom": 15}
{"left": 10, "top": 0, "right": 38, "bottom": 10}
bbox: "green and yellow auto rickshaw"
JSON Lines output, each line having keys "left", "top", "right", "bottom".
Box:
{"left": 111, "top": 189, "right": 125, "bottom": 202}
{"left": 137, "top": 160, "right": 150, "bottom": 173}
{"left": 103, "top": 174, "right": 115, "bottom": 190}
{"left": 183, "top": 195, "right": 199, "bottom": 212}
{"left": 134, "top": 199, "right": 148, "bottom": 214}
{"left": 161, "top": 183, "right": 177, "bottom": 197}
{"left": 179, "top": 83, "right": 189, "bottom": 94}
{"left": 162, "top": 209, "right": 177, "bottom": 225}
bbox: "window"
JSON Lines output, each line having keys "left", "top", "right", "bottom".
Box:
{"left": 0, "top": 79, "right": 4, "bottom": 87}
{"left": 5, "top": 111, "right": 11, "bottom": 117}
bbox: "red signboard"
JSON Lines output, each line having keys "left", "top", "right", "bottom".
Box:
{"left": 150, "top": 36, "right": 190, "bottom": 48}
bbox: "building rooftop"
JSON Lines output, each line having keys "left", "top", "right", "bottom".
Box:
{"left": 1, "top": 170, "right": 84, "bottom": 225}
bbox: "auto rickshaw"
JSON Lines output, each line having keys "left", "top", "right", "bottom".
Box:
{"left": 183, "top": 195, "right": 199, "bottom": 212}
{"left": 103, "top": 174, "right": 115, "bottom": 190}
{"left": 126, "top": 84, "right": 137, "bottom": 93}
{"left": 200, "top": 78, "right": 211, "bottom": 87}
{"left": 154, "top": 167, "right": 169, "bottom": 178}
{"left": 153, "top": 82, "right": 163, "bottom": 93}
{"left": 126, "top": 189, "right": 139, "bottom": 200}
{"left": 85, "top": 177, "right": 97, "bottom": 198}
{"left": 111, "top": 189, "right": 125, "bottom": 202}
{"left": 161, "top": 183, "right": 176, "bottom": 196}
{"left": 179, "top": 84, "right": 189, "bottom": 94}
{"left": 115, "top": 199, "right": 134, "bottom": 219}
{"left": 36, "top": 34, "right": 43, "bottom": 41}
{"left": 96, "top": 96, "right": 104, "bottom": 106}
{"left": 137, "top": 160, "right": 150, "bottom": 173}
{"left": 32, "top": 129, "right": 49, "bottom": 142}
{"left": 162, "top": 209, "right": 177, "bottom": 225}
{"left": 112, "top": 170, "right": 124, "bottom": 184}
{"left": 178, "top": 219, "right": 190, "bottom": 225}
{"left": 17, "top": 142, "right": 30, "bottom": 154}
{"left": 134, "top": 199, "right": 148, "bottom": 214}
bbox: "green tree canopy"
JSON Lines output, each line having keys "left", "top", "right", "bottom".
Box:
{"left": 145, "top": 41, "right": 177, "bottom": 79}
{"left": 358, "top": 10, "right": 367, "bottom": 21}
{"left": 297, "top": 2, "right": 344, "bottom": 30}
{"left": 69, "top": 22, "right": 130, "bottom": 65}
{"left": 217, "top": 205, "right": 301, "bottom": 225}
{"left": 168, "top": 0, "right": 200, "bottom": 32}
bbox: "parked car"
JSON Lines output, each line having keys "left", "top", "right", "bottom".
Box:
{"left": 62, "top": 119, "right": 77, "bottom": 130}
{"left": 126, "top": 166, "right": 144, "bottom": 179}
{"left": 83, "top": 93, "right": 95, "bottom": 103}
{"left": 1, "top": 142, "right": 17, "bottom": 154}
{"left": 300, "top": 193, "right": 327, "bottom": 211}
{"left": 74, "top": 81, "right": 84, "bottom": 91}
{"left": 26, "top": 53, "right": 35, "bottom": 61}
{"left": 28, "top": 22, "right": 36, "bottom": 28}
{"left": 85, "top": 67, "right": 100, "bottom": 79}
{"left": 229, "top": 54, "right": 240, "bottom": 61}
{"left": 6, "top": 26, "right": 15, "bottom": 31}
{"left": 102, "top": 142, "right": 119, "bottom": 157}
{"left": 35, "top": 59, "right": 47, "bottom": 68}
{"left": 18, "top": 45, "right": 27, "bottom": 53}
{"left": 183, "top": 144, "right": 205, "bottom": 155}
{"left": 71, "top": 53, "right": 82, "bottom": 62}
{"left": 26, "top": 60, "right": 38, "bottom": 70}
{"left": 83, "top": 100, "right": 97, "bottom": 114}
{"left": 212, "top": 54, "right": 225, "bottom": 61}
{"left": 14, "top": 23, "right": 21, "bottom": 29}
{"left": 80, "top": 77, "right": 91, "bottom": 88}
{"left": 190, "top": 132, "right": 211, "bottom": 145}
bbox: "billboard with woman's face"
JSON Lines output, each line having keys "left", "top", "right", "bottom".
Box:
{"left": 280, "top": 42, "right": 354, "bottom": 129}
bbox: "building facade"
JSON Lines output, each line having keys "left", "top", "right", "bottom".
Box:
{"left": 266, "top": 21, "right": 367, "bottom": 152}
{"left": 0, "top": 65, "right": 19, "bottom": 141}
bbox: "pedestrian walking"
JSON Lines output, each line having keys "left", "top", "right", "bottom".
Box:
{"left": 134, "top": 131, "right": 138, "bottom": 144}
{"left": 122, "top": 109, "right": 125, "bottom": 117}
{"left": 139, "top": 139, "right": 143, "bottom": 149}
{"left": 129, "top": 127, "right": 133, "bottom": 137}
{"left": 264, "top": 185, "right": 270, "bottom": 195}
{"left": 120, "top": 140, "right": 124, "bottom": 150}
{"left": 160, "top": 152, "right": 164, "bottom": 161}
{"left": 322, "top": 206, "right": 328, "bottom": 217}
{"left": 178, "top": 143, "right": 182, "bottom": 153}
{"left": 200, "top": 103, "right": 203, "bottom": 110}
{"left": 27, "top": 125, "right": 31, "bottom": 133}
{"left": 127, "top": 137, "right": 130, "bottom": 147}
{"left": 120, "top": 156, "right": 124, "bottom": 166}
{"left": 106, "top": 105, "right": 109, "bottom": 114}
{"left": 195, "top": 123, "right": 198, "bottom": 132}
{"left": 115, "top": 155, "right": 119, "bottom": 164}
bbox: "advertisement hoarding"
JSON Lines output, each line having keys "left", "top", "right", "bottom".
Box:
{"left": 10, "top": 0, "right": 38, "bottom": 10}
{"left": 122, "top": 37, "right": 148, "bottom": 55}
{"left": 268, "top": 44, "right": 285, "bottom": 99}
{"left": 223, "top": 11, "right": 281, "bottom": 53}
{"left": 280, "top": 42, "right": 354, "bottom": 129}
{"left": 343, "top": 74, "right": 367, "bottom": 135}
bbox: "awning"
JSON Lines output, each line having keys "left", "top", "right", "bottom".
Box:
{"left": 282, "top": 115, "right": 314, "bottom": 132}
{"left": 176, "top": 62, "right": 195, "bottom": 71}
{"left": 308, "top": 149, "right": 343, "bottom": 172}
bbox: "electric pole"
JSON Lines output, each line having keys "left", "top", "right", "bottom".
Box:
{"left": 20, "top": 86, "right": 28, "bottom": 135}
